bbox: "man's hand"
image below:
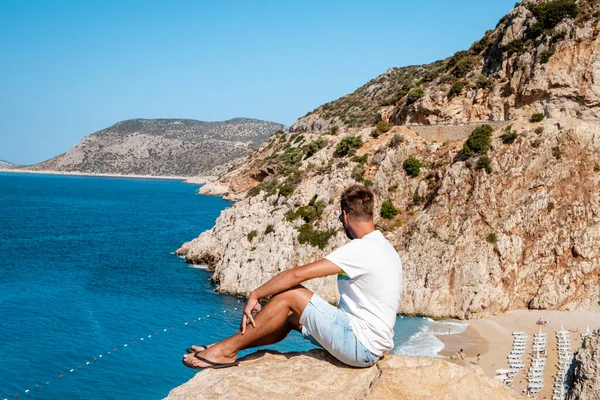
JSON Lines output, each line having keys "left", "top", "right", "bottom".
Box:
{"left": 240, "top": 292, "right": 261, "bottom": 334}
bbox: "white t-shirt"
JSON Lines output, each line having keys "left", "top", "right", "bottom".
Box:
{"left": 325, "top": 230, "right": 402, "bottom": 356}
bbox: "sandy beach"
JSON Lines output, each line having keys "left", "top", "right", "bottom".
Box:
{"left": 0, "top": 168, "right": 212, "bottom": 184}
{"left": 437, "top": 310, "right": 600, "bottom": 399}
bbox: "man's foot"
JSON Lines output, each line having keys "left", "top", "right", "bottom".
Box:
{"left": 182, "top": 346, "right": 238, "bottom": 370}
{"left": 185, "top": 344, "right": 214, "bottom": 353}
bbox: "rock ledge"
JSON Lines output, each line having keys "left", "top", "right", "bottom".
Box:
{"left": 165, "top": 349, "right": 518, "bottom": 400}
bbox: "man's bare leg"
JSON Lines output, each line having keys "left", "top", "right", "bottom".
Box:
{"left": 187, "top": 313, "right": 300, "bottom": 353}
{"left": 183, "top": 286, "right": 312, "bottom": 367}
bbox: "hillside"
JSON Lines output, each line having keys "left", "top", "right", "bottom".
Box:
{"left": 0, "top": 160, "right": 15, "bottom": 168}
{"left": 18, "top": 118, "right": 285, "bottom": 177}
{"left": 177, "top": 0, "right": 600, "bottom": 319}
{"left": 292, "top": 0, "right": 600, "bottom": 132}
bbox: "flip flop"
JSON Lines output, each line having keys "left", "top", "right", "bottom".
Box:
{"left": 182, "top": 352, "right": 239, "bottom": 370}
{"left": 185, "top": 345, "right": 208, "bottom": 354}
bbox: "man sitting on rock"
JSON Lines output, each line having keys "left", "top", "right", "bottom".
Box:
{"left": 183, "top": 184, "right": 402, "bottom": 369}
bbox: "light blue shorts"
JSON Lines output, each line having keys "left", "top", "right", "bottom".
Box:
{"left": 299, "top": 293, "right": 380, "bottom": 368}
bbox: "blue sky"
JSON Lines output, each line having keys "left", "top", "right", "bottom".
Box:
{"left": 0, "top": 0, "right": 516, "bottom": 165}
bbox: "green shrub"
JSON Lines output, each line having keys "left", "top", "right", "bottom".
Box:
{"left": 247, "top": 178, "right": 279, "bottom": 198}
{"left": 335, "top": 135, "right": 363, "bottom": 157}
{"left": 388, "top": 134, "right": 403, "bottom": 148}
{"left": 352, "top": 168, "right": 365, "bottom": 182}
{"left": 547, "top": 202, "right": 555, "bottom": 212}
{"left": 247, "top": 230, "right": 257, "bottom": 242}
{"left": 501, "top": 131, "right": 519, "bottom": 144}
{"left": 448, "top": 51, "right": 479, "bottom": 78}
{"left": 413, "top": 192, "right": 424, "bottom": 205}
{"left": 594, "top": 164, "right": 600, "bottom": 172}
{"left": 278, "top": 184, "right": 294, "bottom": 197}
{"left": 306, "top": 137, "right": 325, "bottom": 158}
{"left": 286, "top": 196, "right": 325, "bottom": 224}
{"left": 539, "top": 48, "right": 556, "bottom": 64}
{"left": 376, "top": 120, "right": 392, "bottom": 133}
{"left": 406, "top": 88, "right": 424, "bottom": 105}
{"left": 476, "top": 74, "right": 491, "bottom": 89}
{"left": 486, "top": 233, "right": 498, "bottom": 244}
{"left": 337, "top": 161, "right": 349, "bottom": 169}
{"left": 462, "top": 125, "right": 494, "bottom": 157}
{"left": 552, "top": 146, "right": 562, "bottom": 160}
{"left": 248, "top": 185, "right": 262, "bottom": 197}
{"left": 351, "top": 154, "right": 368, "bottom": 167}
{"left": 502, "top": 39, "right": 525, "bottom": 55}
{"left": 403, "top": 156, "right": 423, "bottom": 177}
{"left": 274, "top": 130, "right": 284, "bottom": 135}
{"left": 294, "top": 205, "right": 318, "bottom": 223}
{"left": 529, "top": 0, "right": 579, "bottom": 32}
{"left": 448, "top": 81, "right": 465, "bottom": 99}
{"left": 283, "top": 147, "right": 303, "bottom": 165}
{"left": 475, "top": 155, "right": 492, "bottom": 173}
{"left": 330, "top": 125, "right": 339, "bottom": 135}
{"left": 297, "top": 224, "right": 335, "bottom": 249}
{"left": 264, "top": 224, "right": 274, "bottom": 235}
{"left": 535, "top": 126, "right": 545, "bottom": 134}
{"left": 380, "top": 200, "right": 399, "bottom": 220}
{"left": 363, "top": 180, "right": 374, "bottom": 187}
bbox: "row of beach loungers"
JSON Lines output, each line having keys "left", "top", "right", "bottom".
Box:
{"left": 525, "top": 330, "right": 547, "bottom": 396}
{"left": 552, "top": 329, "right": 572, "bottom": 400}
{"left": 494, "top": 331, "right": 528, "bottom": 387}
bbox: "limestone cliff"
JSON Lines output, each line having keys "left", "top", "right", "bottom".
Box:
{"left": 177, "top": 0, "right": 600, "bottom": 319}
{"left": 291, "top": 0, "right": 600, "bottom": 132}
{"left": 16, "top": 118, "right": 285, "bottom": 177}
{"left": 567, "top": 328, "right": 600, "bottom": 400}
{"left": 165, "top": 350, "right": 518, "bottom": 400}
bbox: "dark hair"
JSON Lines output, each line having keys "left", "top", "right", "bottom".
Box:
{"left": 341, "top": 184, "right": 374, "bottom": 221}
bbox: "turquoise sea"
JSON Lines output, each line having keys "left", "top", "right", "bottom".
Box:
{"left": 0, "top": 173, "right": 457, "bottom": 399}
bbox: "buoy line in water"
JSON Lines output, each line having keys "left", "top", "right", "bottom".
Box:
{"left": 3, "top": 310, "right": 230, "bottom": 399}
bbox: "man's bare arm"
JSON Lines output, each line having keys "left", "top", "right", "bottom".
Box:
{"left": 251, "top": 258, "right": 342, "bottom": 300}
{"left": 239, "top": 259, "right": 342, "bottom": 333}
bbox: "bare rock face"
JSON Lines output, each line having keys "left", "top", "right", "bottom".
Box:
{"left": 567, "top": 329, "right": 600, "bottom": 400}
{"left": 165, "top": 350, "right": 517, "bottom": 400}
{"left": 178, "top": 118, "right": 600, "bottom": 318}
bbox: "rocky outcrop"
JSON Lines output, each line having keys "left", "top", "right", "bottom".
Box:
{"left": 567, "top": 329, "right": 600, "bottom": 400}
{"left": 291, "top": 0, "right": 600, "bottom": 132}
{"left": 165, "top": 349, "right": 518, "bottom": 400}
{"left": 178, "top": 117, "right": 600, "bottom": 318}
{"left": 16, "top": 118, "right": 285, "bottom": 177}
{"left": 0, "top": 160, "right": 15, "bottom": 168}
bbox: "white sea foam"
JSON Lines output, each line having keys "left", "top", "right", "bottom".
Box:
{"left": 187, "top": 264, "right": 209, "bottom": 270}
{"left": 392, "top": 319, "right": 468, "bottom": 357}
